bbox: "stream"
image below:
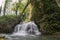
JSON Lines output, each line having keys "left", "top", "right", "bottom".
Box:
{"left": 5, "top": 35, "right": 60, "bottom": 40}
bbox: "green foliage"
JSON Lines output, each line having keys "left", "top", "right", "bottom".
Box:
{"left": 31, "top": 0, "right": 60, "bottom": 34}
{"left": 12, "top": 2, "right": 23, "bottom": 12}
{"left": 42, "top": 0, "right": 60, "bottom": 33}
{"left": 12, "top": 0, "right": 30, "bottom": 16}
{"left": 45, "top": 13, "right": 60, "bottom": 33}
{"left": 18, "top": 3, "right": 24, "bottom": 13}
{"left": 0, "top": 15, "right": 21, "bottom": 33}
{"left": 0, "top": 15, "right": 16, "bottom": 23}
{"left": 43, "top": 0, "right": 60, "bottom": 14}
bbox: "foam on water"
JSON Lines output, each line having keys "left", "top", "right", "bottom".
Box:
{"left": 12, "top": 21, "right": 41, "bottom": 36}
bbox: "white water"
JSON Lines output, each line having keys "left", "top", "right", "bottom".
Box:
{"left": 12, "top": 21, "right": 41, "bottom": 36}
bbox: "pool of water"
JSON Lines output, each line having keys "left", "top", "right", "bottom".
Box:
{"left": 6, "top": 35, "right": 60, "bottom": 40}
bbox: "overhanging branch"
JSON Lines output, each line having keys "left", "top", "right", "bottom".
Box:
{"left": 20, "top": 1, "right": 30, "bottom": 16}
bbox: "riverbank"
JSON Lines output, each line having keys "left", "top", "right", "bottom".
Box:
{"left": 0, "top": 34, "right": 60, "bottom": 40}
{"left": 0, "top": 38, "right": 5, "bottom": 40}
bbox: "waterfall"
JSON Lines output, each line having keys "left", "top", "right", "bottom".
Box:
{"left": 12, "top": 21, "right": 41, "bottom": 36}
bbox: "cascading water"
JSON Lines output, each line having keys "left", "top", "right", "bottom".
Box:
{"left": 12, "top": 21, "right": 41, "bottom": 36}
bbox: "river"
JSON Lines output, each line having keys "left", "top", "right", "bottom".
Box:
{"left": 5, "top": 35, "right": 60, "bottom": 40}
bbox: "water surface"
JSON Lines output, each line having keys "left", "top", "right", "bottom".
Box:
{"left": 6, "top": 35, "right": 60, "bottom": 40}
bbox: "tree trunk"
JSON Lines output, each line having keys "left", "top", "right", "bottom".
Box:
{"left": 30, "top": 0, "right": 44, "bottom": 31}
{"left": 29, "top": 0, "right": 34, "bottom": 21}
{"left": 15, "top": 3, "right": 18, "bottom": 16}
{"left": 3, "top": 0, "right": 7, "bottom": 16}
{"left": 55, "top": 0, "right": 60, "bottom": 7}
{"left": 0, "top": 7, "right": 2, "bottom": 14}
{"left": 15, "top": 0, "right": 21, "bottom": 16}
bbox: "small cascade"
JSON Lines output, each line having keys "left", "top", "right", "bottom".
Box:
{"left": 12, "top": 21, "right": 41, "bottom": 36}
